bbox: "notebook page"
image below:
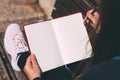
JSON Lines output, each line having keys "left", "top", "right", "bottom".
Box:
{"left": 52, "top": 13, "right": 92, "bottom": 64}
{"left": 24, "top": 21, "right": 63, "bottom": 72}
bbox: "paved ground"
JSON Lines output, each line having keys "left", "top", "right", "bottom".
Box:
{"left": 0, "top": 0, "right": 45, "bottom": 32}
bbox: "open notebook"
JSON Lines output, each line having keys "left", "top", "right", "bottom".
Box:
{"left": 24, "top": 12, "right": 92, "bottom": 72}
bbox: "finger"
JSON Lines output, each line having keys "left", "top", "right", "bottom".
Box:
{"left": 23, "top": 55, "right": 32, "bottom": 71}
{"left": 84, "top": 19, "right": 90, "bottom": 25}
{"left": 30, "top": 54, "right": 39, "bottom": 68}
{"left": 94, "top": 11, "right": 99, "bottom": 16}
{"left": 90, "top": 23, "right": 94, "bottom": 29}
{"left": 25, "top": 55, "right": 32, "bottom": 67}
{"left": 86, "top": 12, "right": 95, "bottom": 21}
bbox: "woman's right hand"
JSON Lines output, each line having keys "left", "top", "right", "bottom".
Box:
{"left": 84, "top": 10, "right": 101, "bottom": 33}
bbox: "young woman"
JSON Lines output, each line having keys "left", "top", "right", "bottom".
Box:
{"left": 76, "top": 0, "right": 120, "bottom": 80}
{"left": 24, "top": 0, "right": 120, "bottom": 80}
{"left": 4, "top": 0, "right": 120, "bottom": 80}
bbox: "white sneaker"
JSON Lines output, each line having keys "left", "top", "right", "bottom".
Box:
{"left": 4, "top": 23, "right": 29, "bottom": 71}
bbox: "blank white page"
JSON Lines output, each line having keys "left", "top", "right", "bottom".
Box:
{"left": 24, "top": 21, "right": 63, "bottom": 72}
{"left": 52, "top": 13, "right": 92, "bottom": 64}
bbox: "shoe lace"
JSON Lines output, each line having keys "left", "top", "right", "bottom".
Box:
{"left": 12, "top": 34, "right": 28, "bottom": 51}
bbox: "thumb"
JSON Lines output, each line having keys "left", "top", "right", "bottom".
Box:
{"left": 23, "top": 55, "right": 32, "bottom": 72}
{"left": 30, "top": 54, "right": 39, "bottom": 68}
{"left": 25, "top": 55, "right": 32, "bottom": 68}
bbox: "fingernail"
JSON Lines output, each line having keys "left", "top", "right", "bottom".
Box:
{"left": 86, "top": 20, "right": 90, "bottom": 24}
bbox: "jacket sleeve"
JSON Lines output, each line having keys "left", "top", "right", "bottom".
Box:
{"left": 33, "top": 77, "right": 42, "bottom": 80}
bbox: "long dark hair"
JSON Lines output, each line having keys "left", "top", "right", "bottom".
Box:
{"left": 75, "top": 0, "right": 120, "bottom": 80}
{"left": 93, "top": 0, "right": 120, "bottom": 64}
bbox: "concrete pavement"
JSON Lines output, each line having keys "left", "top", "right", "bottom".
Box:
{"left": 0, "top": 0, "right": 45, "bottom": 32}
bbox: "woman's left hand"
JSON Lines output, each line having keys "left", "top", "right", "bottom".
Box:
{"left": 23, "top": 54, "right": 41, "bottom": 80}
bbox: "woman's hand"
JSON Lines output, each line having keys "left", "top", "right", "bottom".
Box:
{"left": 84, "top": 10, "right": 101, "bottom": 33}
{"left": 23, "top": 54, "right": 41, "bottom": 80}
